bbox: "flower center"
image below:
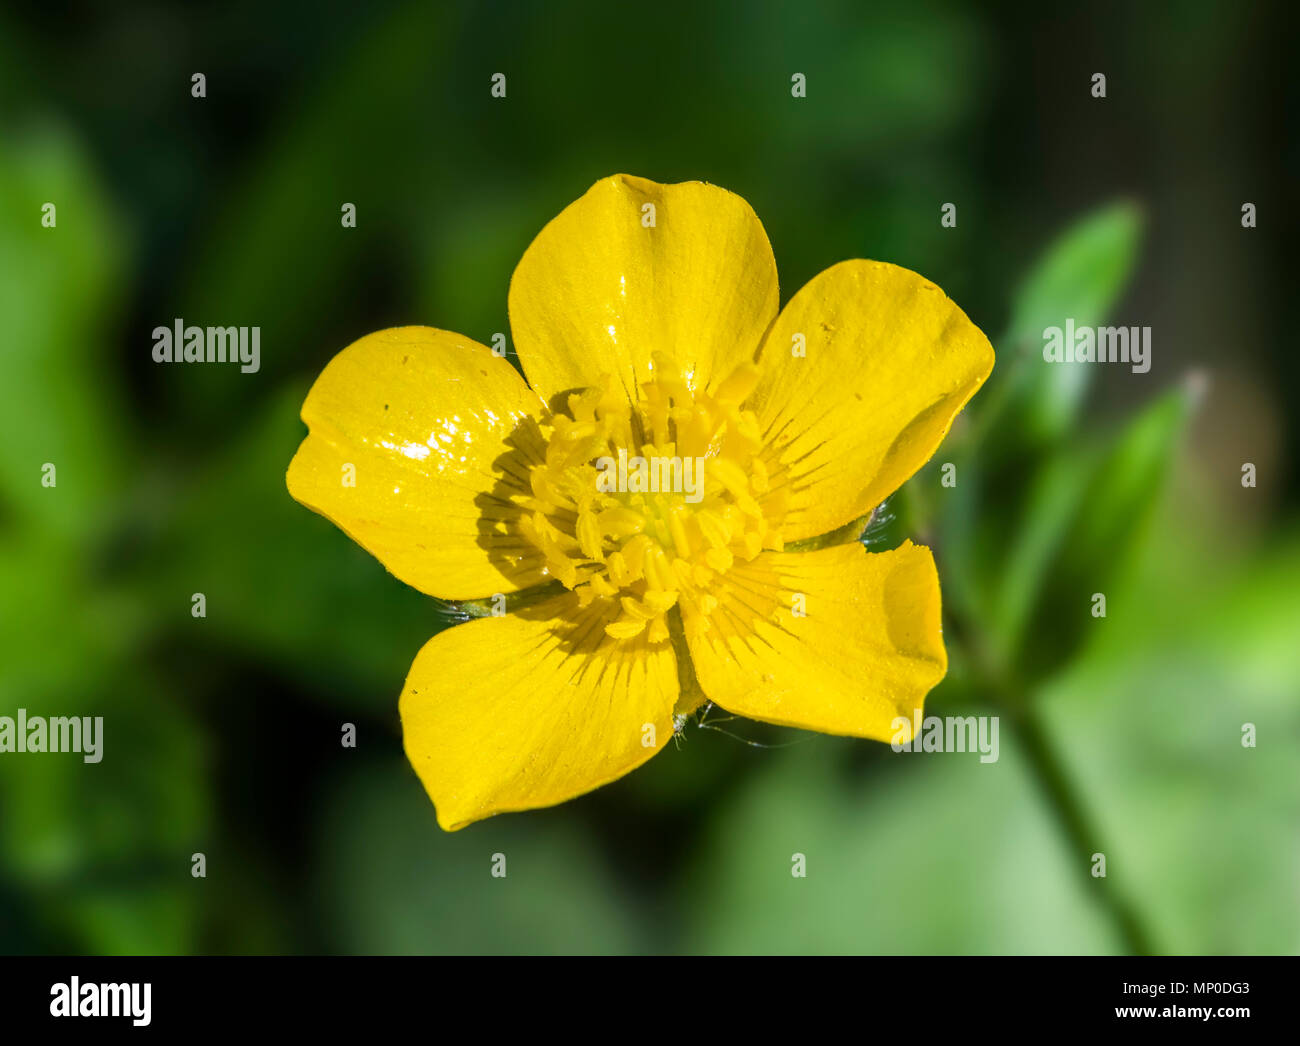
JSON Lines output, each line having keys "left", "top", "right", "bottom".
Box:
{"left": 517, "top": 354, "right": 787, "bottom": 643}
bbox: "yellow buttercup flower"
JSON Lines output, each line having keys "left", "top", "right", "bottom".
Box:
{"left": 287, "top": 174, "right": 994, "bottom": 830}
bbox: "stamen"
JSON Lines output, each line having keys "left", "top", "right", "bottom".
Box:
{"left": 512, "top": 364, "right": 788, "bottom": 643}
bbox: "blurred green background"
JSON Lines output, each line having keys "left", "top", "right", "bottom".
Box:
{"left": 1, "top": 0, "right": 1296, "bottom": 954}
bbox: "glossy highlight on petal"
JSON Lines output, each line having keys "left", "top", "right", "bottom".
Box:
{"left": 286, "top": 326, "right": 550, "bottom": 600}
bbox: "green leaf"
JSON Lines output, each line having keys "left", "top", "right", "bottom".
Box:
{"left": 986, "top": 201, "right": 1143, "bottom": 448}
{"left": 939, "top": 203, "right": 1146, "bottom": 632}
{"left": 0, "top": 126, "right": 128, "bottom": 536}
{"left": 0, "top": 128, "right": 208, "bottom": 955}
{"left": 1006, "top": 200, "right": 1143, "bottom": 348}
{"left": 1007, "top": 380, "right": 1196, "bottom": 680}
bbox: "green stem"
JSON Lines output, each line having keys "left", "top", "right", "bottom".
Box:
{"left": 945, "top": 606, "right": 1157, "bottom": 954}
{"left": 1005, "top": 700, "right": 1157, "bottom": 955}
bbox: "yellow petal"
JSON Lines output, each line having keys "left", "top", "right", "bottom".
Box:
{"left": 286, "top": 326, "right": 550, "bottom": 600}
{"left": 400, "top": 594, "right": 679, "bottom": 830}
{"left": 508, "top": 174, "right": 779, "bottom": 407}
{"left": 686, "top": 541, "right": 946, "bottom": 740}
{"left": 750, "top": 261, "right": 994, "bottom": 541}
